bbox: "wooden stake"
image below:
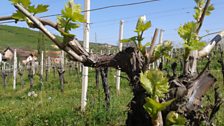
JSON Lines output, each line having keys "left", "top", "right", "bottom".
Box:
{"left": 13, "top": 49, "right": 17, "bottom": 90}
{"left": 116, "top": 20, "right": 124, "bottom": 95}
{"left": 81, "top": 0, "right": 90, "bottom": 112}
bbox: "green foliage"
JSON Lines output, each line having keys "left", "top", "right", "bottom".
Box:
{"left": 193, "top": 0, "right": 214, "bottom": 20}
{"left": 10, "top": 0, "right": 31, "bottom": 7}
{"left": 178, "top": 22, "right": 206, "bottom": 50}
{"left": 178, "top": 0, "right": 214, "bottom": 58}
{"left": 205, "top": 4, "right": 214, "bottom": 16}
{"left": 140, "top": 70, "right": 174, "bottom": 119}
{"left": 11, "top": 11, "right": 26, "bottom": 21}
{"left": 135, "top": 16, "right": 151, "bottom": 34}
{"left": 152, "top": 41, "right": 173, "bottom": 61}
{"left": 10, "top": 0, "right": 48, "bottom": 20}
{"left": 10, "top": 0, "right": 48, "bottom": 27}
{"left": 28, "top": 4, "right": 49, "bottom": 15}
{"left": 144, "top": 98, "right": 175, "bottom": 119}
{"left": 57, "top": 0, "right": 85, "bottom": 37}
{"left": 121, "top": 16, "right": 152, "bottom": 54}
{"left": 140, "top": 70, "right": 169, "bottom": 99}
{"left": 166, "top": 111, "right": 186, "bottom": 126}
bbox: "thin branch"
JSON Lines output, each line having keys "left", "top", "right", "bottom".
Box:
{"left": 196, "top": 0, "right": 211, "bottom": 34}
{"left": 0, "top": 15, "right": 64, "bottom": 33}
{"left": 146, "top": 28, "right": 159, "bottom": 59}
{"left": 0, "top": 16, "right": 14, "bottom": 21}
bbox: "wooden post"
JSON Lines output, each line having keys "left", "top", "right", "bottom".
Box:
{"left": 45, "top": 59, "right": 49, "bottom": 81}
{"left": 116, "top": 20, "right": 124, "bottom": 95}
{"left": 0, "top": 54, "right": 2, "bottom": 63}
{"left": 100, "top": 50, "right": 103, "bottom": 55}
{"left": 79, "top": 63, "right": 82, "bottom": 73}
{"left": 39, "top": 51, "right": 44, "bottom": 89}
{"left": 152, "top": 62, "right": 155, "bottom": 69}
{"left": 61, "top": 51, "right": 65, "bottom": 71}
{"left": 18, "top": 62, "right": 24, "bottom": 88}
{"left": 1, "top": 62, "right": 7, "bottom": 88}
{"left": 13, "top": 49, "right": 17, "bottom": 90}
{"left": 59, "top": 50, "right": 65, "bottom": 92}
{"left": 40, "top": 51, "right": 44, "bottom": 80}
{"left": 158, "top": 29, "right": 164, "bottom": 68}
{"left": 32, "top": 57, "right": 36, "bottom": 75}
{"left": 108, "top": 50, "right": 111, "bottom": 55}
{"left": 48, "top": 56, "right": 51, "bottom": 73}
{"left": 81, "top": 0, "right": 90, "bottom": 112}
{"left": 28, "top": 61, "right": 34, "bottom": 90}
{"left": 90, "top": 49, "right": 93, "bottom": 70}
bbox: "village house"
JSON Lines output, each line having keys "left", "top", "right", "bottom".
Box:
{"left": 2, "top": 47, "right": 14, "bottom": 61}
{"left": 22, "top": 54, "right": 38, "bottom": 65}
{"left": 2, "top": 47, "right": 37, "bottom": 63}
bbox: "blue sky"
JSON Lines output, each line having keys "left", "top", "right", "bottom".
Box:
{"left": 1, "top": 0, "right": 224, "bottom": 47}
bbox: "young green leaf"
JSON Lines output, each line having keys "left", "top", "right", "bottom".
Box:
{"left": 35, "top": 4, "right": 49, "bottom": 14}
{"left": 57, "top": 0, "right": 85, "bottom": 36}
{"left": 121, "top": 36, "right": 137, "bottom": 43}
{"left": 10, "top": 0, "right": 31, "bottom": 7}
{"left": 205, "top": 4, "right": 214, "bottom": 16}
{"left": 140, "top": 72, "right": 152, "bottom": 94}
{"left": 12, "top": 11, "right": 26, "bottom": 20}
{"left": 152, "top": 41, "right": 172, "bottom": 61}
{"left": 140, "top": 70, "right": 170, "bottom": 98}
{"left": 136, "top": 15, "right": 146, "bottom": 31}
{"left": 179, "top": 0, "right": 214, "bottom": 58}
{"left": 135, "top": 21, "right": 151, "bottom": 33}
{"left": 144, "top": 98, "right": 175, "bottom": 119}
{"left": 166, "top": 111, "right": 186, "bottom": 126}
{"left": 144, "top": 42, "right": 151, "bottom": 47}
{"left": 61, "top": 0, "right": 85, "bottom": 23}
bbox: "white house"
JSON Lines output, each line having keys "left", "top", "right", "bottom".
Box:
{"left": 22, "top": 54, "right": 38, "bottom": 65}
{"left": 0, "top": 53, "right": 2, "bottom": 62}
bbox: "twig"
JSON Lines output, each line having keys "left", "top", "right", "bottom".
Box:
{"left": 146, "top": 28, "right": 159, "bottom": 59}
{"left": 196, "top": 0, "right": 211, "bottom": 34}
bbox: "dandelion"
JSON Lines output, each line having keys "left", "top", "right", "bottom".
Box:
{"left": 33, "top": 93, "right": 38, "bottom": 97}
{"left": 28, "top": 92, "right": 32, "bottom": 97}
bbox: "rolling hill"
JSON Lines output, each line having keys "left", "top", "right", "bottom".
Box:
{"left": 0, "top": 25, "right": 117, "bottom": 53}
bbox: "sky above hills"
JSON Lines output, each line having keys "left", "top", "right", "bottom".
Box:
{"left": 1, "top": 0, "right": 224, "bottom": 47}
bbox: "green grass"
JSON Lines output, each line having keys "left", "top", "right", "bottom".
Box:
{"left": 0, "top": 68, "right": 132, "bottom": 126}
{"left": 0, "top": 25, "right": 55, "bottom": 50}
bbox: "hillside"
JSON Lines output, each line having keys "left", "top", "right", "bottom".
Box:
{"left": 0, "top": 25, "right": 117, "bottom": 53}
{"left": 0, "top": 25, "right": 55, "bottom": 51}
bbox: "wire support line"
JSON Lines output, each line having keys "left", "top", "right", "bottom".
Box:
{"left": 0, "top": 0, "right": 159, "bottom": 24}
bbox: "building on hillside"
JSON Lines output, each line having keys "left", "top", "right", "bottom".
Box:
{"left": 22, "top": 54, "right": 38, "bottom": 65}
{"left": 2, "top": 47, "right": 37, "bottom": 62}
{"left": 2, "top": 47, "right": 14, "bottom": 61}
{"left": 46, "top": 51, "right": 61, "bottom": 64}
